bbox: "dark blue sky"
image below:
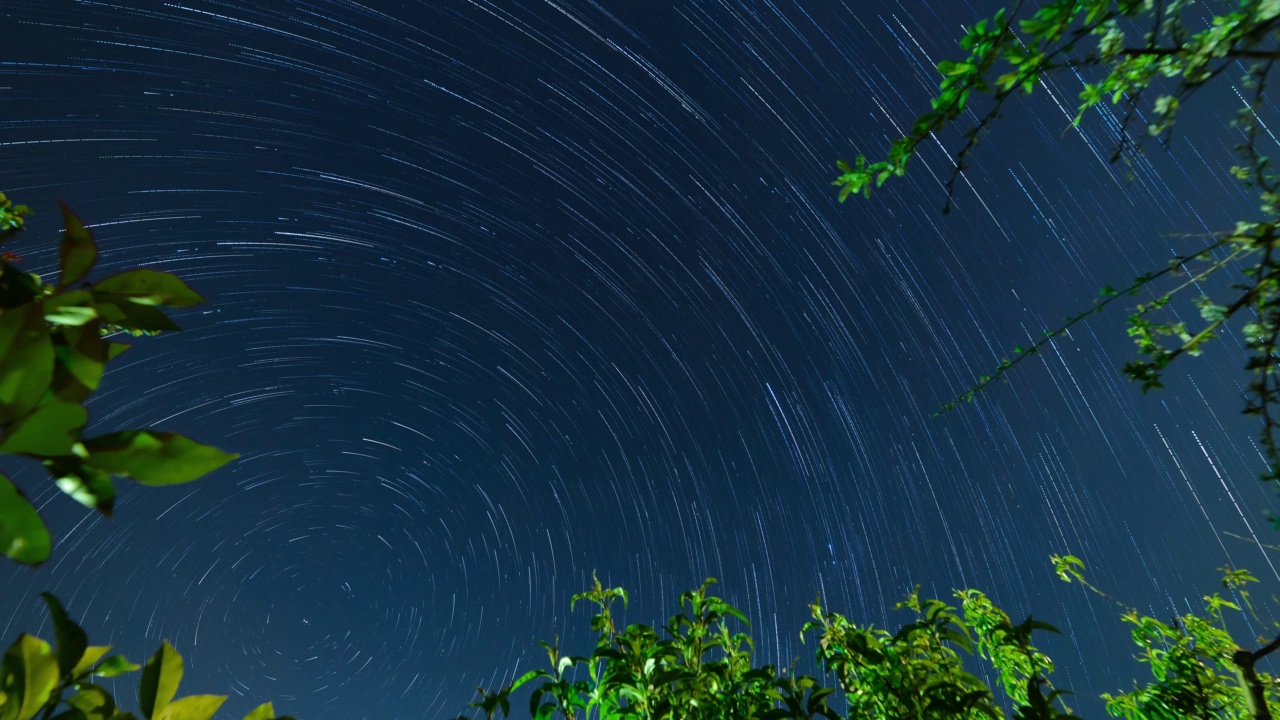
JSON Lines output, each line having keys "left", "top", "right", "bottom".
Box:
{"left": 2, "top": 1, "right": 1277, "bottom": 718}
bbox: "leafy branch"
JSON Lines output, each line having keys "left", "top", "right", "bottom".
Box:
{"left": 0, "top": 193, "right": 236, "bottom": 565}
{"left": 935, "top": 233, "right": 1233, "bottom": 415}
{"left": 835, "top": 1, "right": 1280, "bottom": 496}
{"left": 2, "top": 593, "right": 295, "bottom": 720}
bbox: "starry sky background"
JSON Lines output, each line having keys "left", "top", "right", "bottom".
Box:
{"left": 3, "top": 0, "right": 1280, "bottom": 718}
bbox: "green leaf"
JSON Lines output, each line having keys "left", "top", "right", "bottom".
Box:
{"left": 154, "top": 695, "right": 225, "bottom": 720}
{"left": 71, "top": 647, "right": 112, "bottom": 678}
{"left": 44, "top": 291, "right": 98, "bottom": 327}
{"left": 0, "top": 304, "right": 55, "bottom": 425}
{"left": 65, "top": 683, "right": 117, "bottom": 719}
{"left": 83, "top": 431, "right": 236, "bottom": 486}
{"left": 241, "top": 703, "right": 275, "bottom": 720}
{"left": 139, "top": 642, "right": 183, "bottom": 720}
{"left": 92, "top": 655, "right": 138, "bottom": 679}
{"left": 91, "top": 296, "right": 181, "bottom": 333}
{"left": 0, "top": 402, "right": 89, "bottom": 457}
{"left": 1052, "top": 554, "right": 1086, "bottom": 583}
{"left": 0, "top": 472, "right": 50, "bottom": 564}
{"left": 1196, "top": 296, "right": 1228, "bottom": 323}
{"left": 509, "top": 670, "right": 545, "bottom": 693}
{"left": 40, "top": 593, "right": 88, "bottom": 678}
{"left": 93, "top": 271, "right": 204, "bottom": 308}
{"left": 49, "top": 460, "right": 115, "bottom": 516}
{"left": 54, "top": 322, "right": 112, "bottom": 396}
{"left": 940, "top": 626, "right": 975, "bottom": 653}
{"left": 2, "top": 634, "right": 60, "bottom": 720}
{"left": 58, "top": 203, "right": 97, "bottom": 289}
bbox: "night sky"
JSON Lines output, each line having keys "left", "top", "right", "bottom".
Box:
{"left": 2, "top": 1, "right": 1279, "bottom": 718}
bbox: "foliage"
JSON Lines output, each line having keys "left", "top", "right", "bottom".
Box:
{"left": 0, "top": 192, "right": 236, "bottom": 565}
{"left": 0, "top": 592, "right": 293, "bottom": 720}
{"left": 831, "top": 0, "right": 1280, "bottom": 488}
{"left": 0, "top": 193, "right": 285, "bottom": 718}
{"left": 824, "top": 2, "right": 1280, "bottom": 714}
{"left": 459, "top": 560, "right": 1280, "bottom": 720}
{"left": 1096, "top": 563, "right": 1280, "bottom": 719}
{"left": 802, "top": 586, "right": 1059, "bottom": 720}
{"left": 0, "top": 194, "right": 32, "bottom": 238}
{"left": 459, "top": 574, "right": 837, "bottom": 720}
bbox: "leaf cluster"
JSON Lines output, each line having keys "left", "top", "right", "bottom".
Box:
{"left": 462, "top": 575, "right": 835, "bottom": 720}
{"left": 0, "top": 594, "right": 293, "bottom": 720}
{"left": 804, "top": 585, "right": 1071, "bottom": 720}
{"left": 1101, "top": 567, "right": 1280, "bottom": 720}
{"left": 0, "top": 194, "right": 32, "bottom": 240}
{"left": 0, "top": 195, "right": 237, "bottom": 565}
{"left": 831, "top": 2, "right": 1280, "bottom": 499}
{"left": 462, "top": 559, "right": 1280, "bottom": 720}
{"left": 459, "top": 576, "right": 1071, "bottom": 720}
{"left": 834, "top": 0, "right": 1280, "bottom": 205}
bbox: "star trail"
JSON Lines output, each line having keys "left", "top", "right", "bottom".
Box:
{"left": 2, "top": 0, "right": 1278, "bottom": 717}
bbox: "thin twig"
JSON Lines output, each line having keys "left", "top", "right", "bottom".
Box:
{"left": 936, "top": 235, "right": 1234, "bottom": 414}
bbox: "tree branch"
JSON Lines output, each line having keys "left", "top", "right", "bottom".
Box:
{"left": 1232, "top": 633, "right": 1280, "bottom": 720}
{"left": 1121, "top": 46, "right": 1280, "bottom": 60}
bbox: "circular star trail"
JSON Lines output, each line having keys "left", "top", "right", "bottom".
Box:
{"left": 2, "top": 1, "right": 1278, "bottom": 718}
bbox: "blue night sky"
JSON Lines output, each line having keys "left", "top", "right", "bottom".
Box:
{"left": 2, "top": 1, "right": 1278, "bottom": 718}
